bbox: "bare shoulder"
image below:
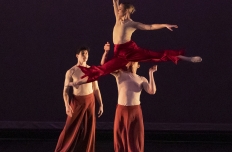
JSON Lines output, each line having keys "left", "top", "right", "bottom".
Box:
{"left": 130, "top": 20, "right": 140, "bottom": 25}
{"left": 129, "top": 20, "right": 136, "bottom": 23}
{"left": 111, "top": 69, "right": 122, "bottom": 77}
{"left": 140, "top": 76, "right": 148, "bottom": 82}
{"left": 126, "top": 20, "right": 137, "bottom": 26}
{"left": 66, "top": 65, "right": 76, "bottom": 76}
{"left": 131, "top": 21, "right": 148, "bottom": 29}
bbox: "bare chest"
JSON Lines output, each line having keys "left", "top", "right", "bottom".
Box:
{"left": 71, "top": 67, "right": 86, "bottom": 81}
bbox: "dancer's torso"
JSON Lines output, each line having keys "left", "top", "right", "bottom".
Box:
{"left": 113, "top": 19, "right": 136, "bottom": 44}
{"left": 116, "top": 71, "right": 144, "bottom": 106}
{"left": 69, "top": 65, "right": 93, "bottom": 96}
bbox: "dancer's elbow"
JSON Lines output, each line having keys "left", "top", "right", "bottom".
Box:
{"left": 148, "top": 89, "right": 156, "bottom": 95}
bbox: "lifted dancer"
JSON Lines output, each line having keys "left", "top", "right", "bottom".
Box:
{"left": 72, "top": 0, "right": 202, "bottom": 87}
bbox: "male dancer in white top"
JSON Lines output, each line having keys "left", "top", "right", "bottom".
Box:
{"left": 55, "top": 46, "right": 104, "bottom": 152}
{"left": 101, "top": 43, "right": 157, "bottom": 152}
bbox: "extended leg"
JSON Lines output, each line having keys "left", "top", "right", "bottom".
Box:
{"left": 177, "top": 55, "right": 202, "bottom": 62}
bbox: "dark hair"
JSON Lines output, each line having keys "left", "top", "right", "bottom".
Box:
{"left": 76, "top": 46, "right": 90, "bottom": 54}
{"left": 121, "top": 2, "right": 136, "bottom": 14}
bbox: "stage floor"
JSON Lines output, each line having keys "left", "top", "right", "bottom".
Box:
{"left": 1, "top": 139, "right": 232, "bottom": 152}
{"left": 0, "top": 130, "right": 232, "bottom": 152}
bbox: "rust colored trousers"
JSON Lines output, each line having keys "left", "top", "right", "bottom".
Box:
{"left": 55, "top": 93, "right": 95, "bottom": 152}
{"left": 114, "top": 104, "right": 144, "bottom": 152}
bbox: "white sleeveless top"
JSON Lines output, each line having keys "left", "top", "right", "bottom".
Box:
{"left": 115, "top": 71, "right": 144, "bottom": 106}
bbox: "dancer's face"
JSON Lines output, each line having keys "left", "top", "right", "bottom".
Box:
{"left": 118, "top": 4, "right": 127, "bottom": 18}
{"left": 76, "top": 50, "right": 88, "bottom": 63}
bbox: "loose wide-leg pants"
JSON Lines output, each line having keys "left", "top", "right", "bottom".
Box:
{"left": 114, "top": 104, "right": 144, "bottom": 152}
{"left": 79, "top": 41, "right": 184, "bottom": 82}
{"left": 55, "top": 93, "right": 95, "bottom": 152}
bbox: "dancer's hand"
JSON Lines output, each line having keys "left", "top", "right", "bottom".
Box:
{"left": 104, "top": 42, "right": 110, "bottom": 53}
{"left": 101, "top": 42, "right": 110, "bottom": 65}
{"left": 73, "top": 82, "right": 80, "bottom": 89}
{"left": 98, "top": 104, "right": 103, "bottom": 117}
{"left": 66, "top": 104, "right": 73, "bottom": 117}
{"left": 68, "top": 82, "right": 80, "bottom": 89}
{"left": 149, "top": 65, "right": 157, "bottom": 73}
{"left": 165, "top": 24, "right": 178, "bottom": 31}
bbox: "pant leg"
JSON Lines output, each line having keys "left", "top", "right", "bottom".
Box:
{"left": 78, "top": 57, "right": 128, "bottom": 83}
{"left": 55, "top": 94, "right": 95, "bottom": 152}
{"left": 70, "top": 95, "right": 96, "bottom": 152}
{"left": 119, "top": 41, "right": 184, "bottom": 64}
{"left": 79, "top": 41, "right": 184, "bottom": 83}
{"left": 114, "top": 105, "right": 128, "bottom": 152}
{"left": 114, "top": 105, "right": 144, "bottom": 152}
{"left": 127, "top": 106, "right": 144, "bottom": 152}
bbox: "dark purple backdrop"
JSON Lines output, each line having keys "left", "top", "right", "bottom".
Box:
{"left": 1, "top": 0, "right": 232, "bottom": 130}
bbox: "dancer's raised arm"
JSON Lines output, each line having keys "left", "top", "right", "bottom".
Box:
{"left": 133, "top": 22, "right": 178, "bottom": 31}
{"left": 100, "top": 42, "right": 110, "bottom": 65}
{"left": 72, "top": 2, "right": 201, "bottom": 86}
{"left": 142, "top": 65, "right": 157, "bottom": 94}
{"left": 113, "top": 0, "right": 120, "bottom": 19}
{"left": 101, "top": 42, "right": 120, "bottom": 77}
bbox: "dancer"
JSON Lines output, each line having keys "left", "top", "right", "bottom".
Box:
{"left": 55, "top": 46, "right": 104, "bottom": 152}
{"left": 113, "top": 62, "right": 156, "bottom": 152}
{"left": 72, "top": 0, "right": 202, "bottom": 87}
{"left": 101, "top": 45, "right": 157, "bottom": 152}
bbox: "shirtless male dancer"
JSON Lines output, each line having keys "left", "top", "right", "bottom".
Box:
{"left": 71, "top": 0, "right": 202, "bottom": 87}
{"left": 55, "top": 46, "right": 104, "bottom": 152}
{"left": 101, "top": 44, "right": 157, "bottom": 152}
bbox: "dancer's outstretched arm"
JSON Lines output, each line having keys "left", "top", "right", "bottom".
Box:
{"left": 113, "top": 0, "right": 120, "bottom": 19}
{"left": 133, "top": 22, "right": 178, "bottom": 31}
{"left": 142, "top": 65, "right": 157, "bottom": 94}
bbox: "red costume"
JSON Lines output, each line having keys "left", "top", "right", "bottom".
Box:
{"left": 79, "top": 41, "right": 184, "bottom": 82}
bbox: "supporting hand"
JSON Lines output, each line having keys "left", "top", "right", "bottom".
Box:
{"left": 68, "top": 82, "right": 80, "bottom": 89}
{"left": 113, "top": 0, "right": 119, "bottom": 3}
{"left": 149, "top": 65, "right": 157, "bottom": 73}
{"left": 101, "top": 42, "right": 110, "bottom": 65}
{"left": 104, "top": 42, "right": 110, "bottom": 53}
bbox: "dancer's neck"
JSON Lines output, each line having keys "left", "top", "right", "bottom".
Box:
{"left": 120, "top": 14, "right": 131, "bottom": 22}
{"left": 77, "top": 62, "right": 87, "bottom": 67}
{"left": 125, "top": 68, "right": 137, "bottom": 74}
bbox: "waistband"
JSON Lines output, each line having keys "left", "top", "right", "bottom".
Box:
{"left": 114, "top": 40, "right": 135, "bottom": 47}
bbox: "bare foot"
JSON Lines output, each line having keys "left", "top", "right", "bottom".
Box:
{"left": 190, "top": 56, "right": 202, "bottom": 63}
{"left": 178, "top": 55, "right": 202, "bottom": 63}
